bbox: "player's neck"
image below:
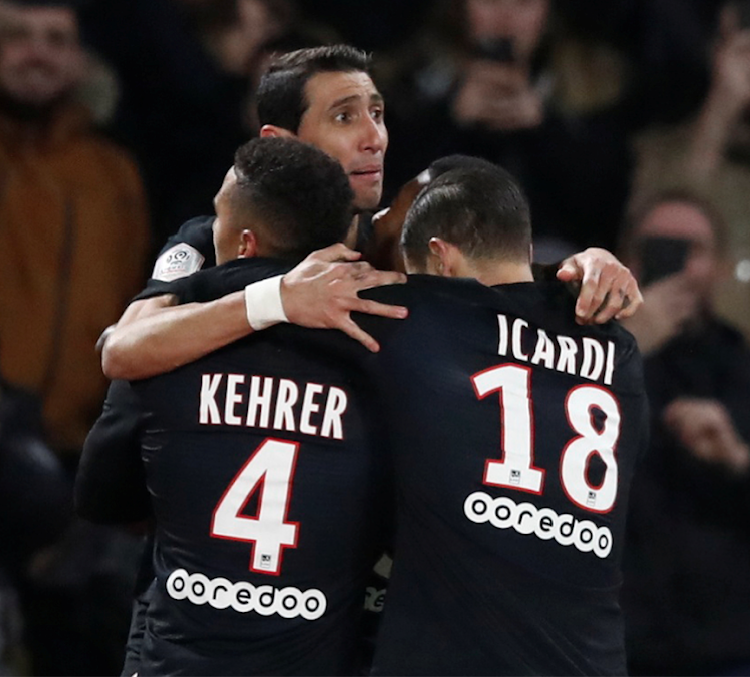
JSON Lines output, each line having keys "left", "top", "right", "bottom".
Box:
{"left": 459, "top": 259, "right": 534, "bottom": 287}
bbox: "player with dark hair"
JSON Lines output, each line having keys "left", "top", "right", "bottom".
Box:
{"left": 256, "top": 46, "right": 377, "bottom": 199}
{"left": 350, "top": 164, "right": 649, "bottom": 675}
{"left": 402, "top": 165, "right": 531, "bottom": 264}
{"left": 214, "top": 136, "right": 354, "bottom": 263}
{"left": 116, "top": 136, "right": 390, "bottom": 676}
{"left": 147, "top": 44, "right": 383, "bottom": 290}
{"left": 80, "top": 153, "right": 647, "bottom": 674}
{"left": 104, "top": 44, "right": 641, "bottom": 382}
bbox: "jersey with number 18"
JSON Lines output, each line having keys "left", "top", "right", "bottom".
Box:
{"left": 357, "top": 276, "right": 648, "bottom": 677}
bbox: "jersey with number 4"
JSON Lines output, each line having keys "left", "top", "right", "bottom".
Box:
{"left": 131, "top": 259, "right": 390, "bottom": 676}
{"left": 357, "top": 277, "right": 648, "bottom": 676}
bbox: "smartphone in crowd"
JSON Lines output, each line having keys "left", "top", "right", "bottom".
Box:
{"left": 473, "top": 37, "right": 515, "bottom": 64}
{"left": 638, "top": 236, "right": 691, "bottom": 286}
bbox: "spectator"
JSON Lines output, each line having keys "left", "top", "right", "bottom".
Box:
{"left": 632, "top": 0, "right": 750, "bottom": 341}
{"left": 618, "top": 190, "right": 750, "bottom": 676}
{"left": 0, "top": 0, "right": 149, "bottom": 672}
{"left": 0, "top": 0, "right": 149, "bottom": 459}
{"left": 79, "top": 0, "right": 337, "bottom": 248}
{"left": 0, "top": 379, "right": 70, "bottom": 675}
{"left": 295, "top": 0, "right": 431, "bottom": 52}
{"left": 378, "top": 0, "right": 634, "bottom": 253}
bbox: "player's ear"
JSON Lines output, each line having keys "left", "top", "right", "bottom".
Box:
{"left": 238, "top": 229, "right": 259, "bottom": 259}
{"left": 259, "top": 124, "right": 297, "bottom": 139}
{"left": 428, "top": 238, "right": 455, "bottom": 277}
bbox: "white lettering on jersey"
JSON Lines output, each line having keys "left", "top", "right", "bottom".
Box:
{"left": 152, "top": 243, "right": 205, "bottom": 281}
{"left": 199, "top": 374, "right": 222, "bottom": 424}
{"left": 497, "top": 314, "right": 616, "bottom": 385}
{"left": 464, "top": 491, "right": 613, "bottom": 558}
{"left": 166, "top": 568, "right": 327, "bottom": 620}
{"left": 198, "top": 374, "right": 349, "bottom": 440}
{"left": 364, "top": 586, "right": 386, "bottom": 613}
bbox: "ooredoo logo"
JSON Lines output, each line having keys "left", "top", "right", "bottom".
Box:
{"left": 464, "top": 491, "right": 613, "bottom": 559}
{"left": 166, "top": 569, "right": 327, "bottom": 620}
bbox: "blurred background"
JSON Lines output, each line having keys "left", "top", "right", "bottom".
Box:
{"left": 2, "top": 1, "right": 750, "bottom": 675}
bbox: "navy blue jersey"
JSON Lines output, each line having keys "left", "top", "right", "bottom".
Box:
{"left": 147, "top": 215, "right": 216, "bottom": 289}
{"left": 131, "top": 259, "right": 391, "bottom": 676}
{"left": 77, "top": 379, "right": 150, "bottom": 525}
{"left": 354, "top": 277, "right": 648, "bottom": 676}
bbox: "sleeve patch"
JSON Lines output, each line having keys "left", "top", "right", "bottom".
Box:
{"left": 151, "top": 244, "right": 206, "bottom": 281}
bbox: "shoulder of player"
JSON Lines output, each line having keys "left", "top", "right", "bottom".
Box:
{"left": 500, "top": 281, "right": 645, "bottom": 376}
{"left": 168, "top": 215, "right": 215, "bottom": 253}
{"left": 359, "top": 274, "right": 490, "bottom": 307}
{"left": 178, "top": 258, "right": 293, "bottom": 303}
{"left": 151, "top": 216, "right": 216, "bottom": 282}
{"left": 136, "top": 258, "right": 293, "bottom": 305}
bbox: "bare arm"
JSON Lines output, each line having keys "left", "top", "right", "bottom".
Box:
{"left": 102, "top": 245, "right": 407, "bottom": 381}
{"left": 687, "top": 31, "right": 750, "bottom": 179}
{"left": 101, "top": 292, "right": 250, "bottom": 380}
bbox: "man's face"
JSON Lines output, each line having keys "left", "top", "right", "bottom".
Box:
{"left": 0, "top": 2, "right": 83, "bottom": 107}
{"left": 636, "top": 200, "right": 720, "bottom": 300}
{"left": 213, "top": 167, "right": 242, "bottom": 265}
{"left": 465, "top": 0, "right": 549, "bottom": 64}
{"left": 296, "top": 70, "right": 388, "bottom": 212}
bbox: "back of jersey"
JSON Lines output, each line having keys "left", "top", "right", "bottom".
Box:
{"left": 132, "top": 323, "right": 388, "bottom": 676}
{"left": 362, "top": 277, "right": 648, "bottom": 676}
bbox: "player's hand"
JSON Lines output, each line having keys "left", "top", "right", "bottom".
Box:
{"left": 556, "top": 248, "right": 643, "bottom": 324}
{"left": 663, "top": 397, "right": 750, "bottom": 474}
{"left": 280, "top": 244, "right": 408, "bottom": 352}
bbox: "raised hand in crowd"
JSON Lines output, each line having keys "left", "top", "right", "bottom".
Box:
{"left": 663, "top": 397, "right": 750, "bottom": 474}
{"left": 690, "top": 6, "right": 750, "bottom": 176}
{"left": 452, "top": 60, "right": 543, "bottom": 131}
{"left": 620, "top": 274, "right": 700, "bottom": 354}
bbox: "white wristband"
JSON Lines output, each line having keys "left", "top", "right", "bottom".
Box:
{"left": 244, "top": 275, "right": 288, "bottom": 330}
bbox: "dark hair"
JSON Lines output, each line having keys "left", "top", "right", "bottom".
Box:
{"left": 620, "top": 188, "right": 729, "bottom": 261}
{"left": 402, "top": 163, "right": 531, "bottom": 268}
{"left": 231, "top": 137, "right": 353, "bottom": 261}
{"left": 256, "top": 44, "right": 372, "bottom": 132}
{"left": 427, "top": 154, "right": 499, "bottom": 181}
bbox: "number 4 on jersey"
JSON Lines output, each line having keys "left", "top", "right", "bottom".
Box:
{"left": 211, "top": 438, "right": 300, "bottom": 575}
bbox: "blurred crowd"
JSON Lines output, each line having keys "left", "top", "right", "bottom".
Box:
{"left": 1, "top": 0, "right": 749, "bottom": 675}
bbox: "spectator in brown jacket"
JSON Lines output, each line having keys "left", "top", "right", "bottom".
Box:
{"left": 0, "top": 0, "right": 149, "bottom": 460}
{"left": 0, "top": 4, "right": 149, "bottom": 671}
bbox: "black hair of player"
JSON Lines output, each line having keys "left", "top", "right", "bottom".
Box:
{"left": 256, "top": 44, "right": 373, "bottom": 133}
{"left": 231, "top": 137, "right": 354, "bottom": 262}
{"left": 427, "top": 154, "right": 499, "bottom": 181}
{"left": 402, "top": 164, "right": 531, "bottom": 270}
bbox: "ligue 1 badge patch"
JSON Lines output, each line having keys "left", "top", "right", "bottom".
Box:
{"left": 152, "top": 243, "right": 205, "bottom": 281}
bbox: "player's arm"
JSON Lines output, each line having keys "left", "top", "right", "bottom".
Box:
{"left": 75, "top": 379, "right": 151, "bottom": 524}
{"left": 102, "top": 245, "right": 408, "bottom": 381}
{"left": 552, "top": 248, "right": 643, "bottom": 324}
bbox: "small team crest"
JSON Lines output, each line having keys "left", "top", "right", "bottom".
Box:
{"left": 152, "top": 243, "right": 205, "bottom": 281}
